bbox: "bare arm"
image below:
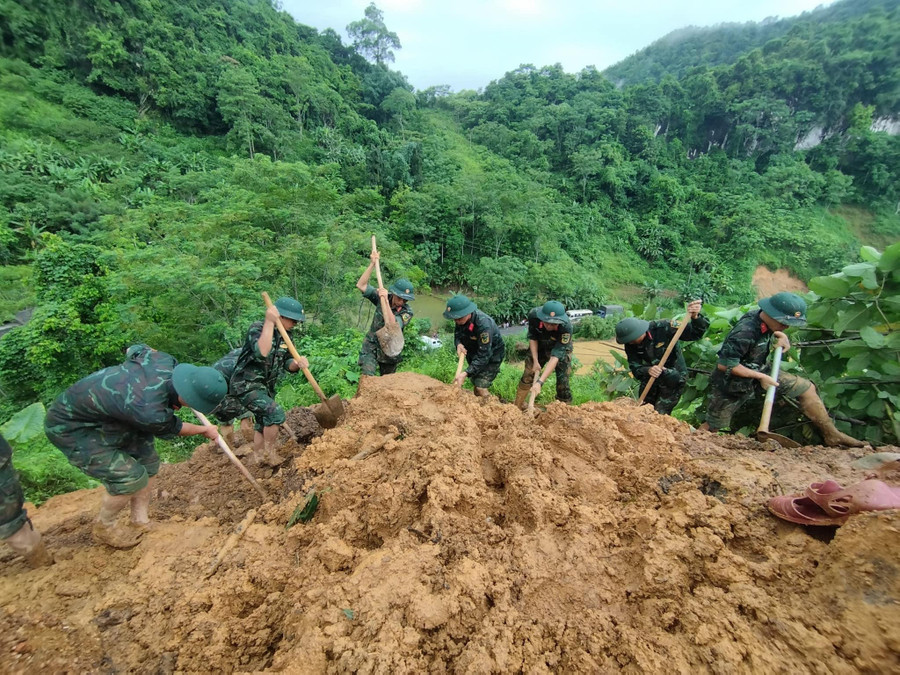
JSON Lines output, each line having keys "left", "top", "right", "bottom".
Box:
{"left": 179, "top": 422, "right": 219, "bottom": 441}
{"left": 718, "top": 363, "right": 778, "bottom": 390}
{"left": 257, "top": 306, "right": 279, "bottom": 357}
{"left": 356, "top": 250, "right": 379, "bottom": 293}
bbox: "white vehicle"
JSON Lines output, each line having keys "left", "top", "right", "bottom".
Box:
{"left": 419, "top": 335, "right": 443, "bottom": 349}
{"left": 566, "top": 309, "right": 593, "bottom": 324}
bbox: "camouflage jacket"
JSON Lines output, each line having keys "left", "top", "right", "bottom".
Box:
{"left": 0, "top": 433, "right": 11, "bottom": 468}
{"left": 363, "top": 285, "right": 413, "bottom": 337}
{"left": 230, "top": 321, "right": 296, "bottom": 397}
{"left": 47, "top": 344, "right": 182, "bottom": 438}
{"left": 454, "top": 309, "right": 505, "bottom": 376}
{"left": 526, "top": 308, "right": 574, "bottom": 359}
{"left": 213, "top": 347, "right": 242, "bottom": 382}
{"left": 717, "top": 309, "right": 774, "bottom": 373}
{"left": 625, "top": 315, "right": 710, "bottom": 380}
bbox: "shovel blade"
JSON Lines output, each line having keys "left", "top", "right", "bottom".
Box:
{"left": 376, "top": 324, "right": 404, "bottom": 358}
{"left": 755, "top": 430, "right": 802, "bottom": 448}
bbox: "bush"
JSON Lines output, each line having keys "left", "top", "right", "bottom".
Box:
{"left": 574, "top": 316, "right": 617, "bottom": 340}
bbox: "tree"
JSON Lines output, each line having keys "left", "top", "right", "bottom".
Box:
{"left": 346, "top": 3, "right": 401, "bottom": 65}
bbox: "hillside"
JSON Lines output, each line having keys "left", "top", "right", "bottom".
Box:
{"left": 2, "top": 374, "right": 898, "bottom": 671}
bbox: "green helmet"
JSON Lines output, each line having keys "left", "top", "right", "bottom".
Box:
{"left": 172, "top": 364, "right": 227, "bottom": 414}
{"left": 615, "top": 317, "right": 650, "bottom": 344}
{"left": 536, "top": 300, "right": 567, "bottom": 324}
{"left": 275, "top": 296, "right": 305, "bottom": 322}
{"left": 388, "top": 278, "right": 415, "bottom": 301}
{"left": 443, "top": 294, "right": 477, "bottom": 320}
{"left": 759, "top": 292, "right": 807, "bottom": 327}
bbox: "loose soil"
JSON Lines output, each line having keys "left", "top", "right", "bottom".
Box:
{"left": 2, "top": 373, "right": 898, "bottom": 673}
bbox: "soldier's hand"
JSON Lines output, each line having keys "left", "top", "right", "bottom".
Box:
{"left": 759, "top": 374, "right": 779, "bottom": 391}
{"left": 531, "top": 381, "right": 542, "bottom": 396}
{"left": 377, "top": 287, "right": 388, "bottom": 300}
{"left": 773, "top": 331, "right": 791, "bottom": 352}
{"left": 265, "top": 305, "right": 280, "bottom": 324}
{"left": 687, "top": 300, "right": 702, "bottom": 318}
{"left": 202, "top": 425, "right": 220, "bottom": 442}
{"left": 453, "top": 372, "right": 467, "bottom": 387}
{"left": 649, "top": 365, "right": 664, "bottom": 379}
{"left": 370, "top": 250, "right": 380, "bottom": 265}
{"left": 294, "top": 356, "right": 309, "bottom": 370}
{"left": 532, "top": 362, "right": 541, "bottom": 375}
{"left": 457, "top": 344, "right": 467, "bottom": 356}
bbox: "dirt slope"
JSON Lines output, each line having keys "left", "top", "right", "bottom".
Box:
{"left": 1, "top": 373, "right": 898, "bottom": 673}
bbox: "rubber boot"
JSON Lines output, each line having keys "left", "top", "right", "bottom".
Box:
{"left": 93, "top": 493, "right": 143, "bottom": 549}
{"left": 129, "top": 479, "right": 154, "bottom": 532}
{"left": 800, "top": 394, "right": 866, "bottom": 448}
{"left": 3, "top": 521, "right": 53, "bottom": 567}
{"left": 513, "top": 385, "right": 530, "bottom": 410}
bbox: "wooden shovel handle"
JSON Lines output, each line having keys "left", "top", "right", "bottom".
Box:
{"left": 638, "top": 306, "right": 692, "bottom": 405}
{"left": 191, "top": 409, "right": 267, "bottom": 500}
{"left": 454, "top": 352, "right": 465, "bottom": 384}
{"left": 261, "top": 292, "right": 328, "bottom": 404}
{"left": 757, "top": 346, "right": 783, "bottom": 434}
{"left": 371, "top": 236, "right": 397, "bottom": 327}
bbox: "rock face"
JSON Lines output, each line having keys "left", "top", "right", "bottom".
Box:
{"left": 1, "top": 372, "right": 898, "bottom": 672}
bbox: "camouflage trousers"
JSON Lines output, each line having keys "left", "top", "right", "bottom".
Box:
{"left": 518, "top": 348, "right": 573, "bottom": 403}
{"left": 215, "top": 388, "right": 286, "bottom": 433}
{"left": 638, "top": 369, "right": 686, "bottom": 416}
{"left": 44, "top": 410, "right": 159, "bottom": 496}
{"left": 0, "top": 448, "right": 27, "bottom": 540}
{"left": 469, "top": 355, "right": 504, "bottom": 390}
{"left": 705, "top": 370, "right": 812, "bottom": 431}
{"left": 358, "top": 334, "right": 400, "bottom": 377}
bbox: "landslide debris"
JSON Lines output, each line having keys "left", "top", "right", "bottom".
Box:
{"left": 1, "top": 373, "right": 897, "bottom": 673}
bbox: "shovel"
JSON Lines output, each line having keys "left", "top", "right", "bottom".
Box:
{"left": 261, "top": 292, "right": 344, "bottom": 429}
{"left": 371, "top": 236, "right": 404, "bottom": 358}
{"left": 453, "top": 352, "right": 465, "bottom": 386}
{"left": 755, "top": 346, "right": 801, "bottom": 448}
{"left": 191, "top": 409, "right": 267, "bottom": 500}
{"left": 638, "top": 304, "right": 690, "bottom": 405}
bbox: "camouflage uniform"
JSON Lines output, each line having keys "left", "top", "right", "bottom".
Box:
{"left": 358, "top": 285, "right": 413, "bottom": 376}
{"left": 210, "top": 347, "right": 249, "bottom": 424}
{"left": 626, "top": 314, "right": 710, "bottom": 415}
{"left": 0, "top": 433, "right": 28, "bottom": 539}
{"left": 454, "top": 309, "right": 505, "bottom": 389}
{"left": 225, "top": 321, "right": 297, "bottom": 432}
{"left": 706, "top": 309, "right": 811, "bottom": 430}
{"left": 519, "top": 308, "right": 574, "bottom": 403}
{"left": 44, "top": 345, "right": 183, "bottom": 496}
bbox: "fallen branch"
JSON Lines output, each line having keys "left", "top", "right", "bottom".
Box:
{"left": 205, "top": 509, "right": 257, "bottom": 579}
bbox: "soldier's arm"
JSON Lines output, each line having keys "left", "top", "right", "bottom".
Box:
{"left": 357, "top": 250, "right": 378, "bottom": 293}
{"left": 681, "top": 313, "right": 710, "bottom": 341}
{"left": 179, "top": 422, "right": 219, "bottom": 441}
{"left": 626, "top": 346, "right": 652, "bottom": 380}
{"left": 466, "top": 327, "right": 493, "bottom": 376}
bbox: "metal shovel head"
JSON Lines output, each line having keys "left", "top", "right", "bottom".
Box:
{"left": 755, "top": 430, "right": 802, "bottom": 448}
{"left": 311, "top": 398, "right": 343, "bottom": 429}
{"left": 376, "top": 323, "right": 404, "bottom": 358}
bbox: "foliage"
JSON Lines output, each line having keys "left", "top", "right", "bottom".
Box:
{"left": 575, "top": 316, "right": 618, "bottom": 340}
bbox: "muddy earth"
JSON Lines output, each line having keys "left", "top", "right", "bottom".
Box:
{"left": 1, "top": 373, "right": 898, "bottom": 673}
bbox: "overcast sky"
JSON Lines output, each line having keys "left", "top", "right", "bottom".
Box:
{"left": 281, "top": 0, "right": 835, "bottom": 92}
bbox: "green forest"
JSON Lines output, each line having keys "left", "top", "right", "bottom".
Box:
{"left": 1, "top": 0, "right": 899, "bottom": 497}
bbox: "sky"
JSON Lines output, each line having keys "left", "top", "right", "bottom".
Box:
{"left": 280, "top": 0, "right": 834, "bottom": 92}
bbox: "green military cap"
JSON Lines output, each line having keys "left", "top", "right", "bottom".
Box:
{"left": 443, "top": 295, "right": 477, "bottom": 320}
{"left": 172, "top": 364, "right": 227, "bottom": 414}
{"left": 388, "top": 278, "right": 415, "bottom": 300}
{"left": 536, "top": 300, "right": 567, "bottom": 324}
{"left": 615, "top": 317, "right": 650, "bottom": 344}
{"left": 275, "top": 296, "right": 305, "bottom": 322}
{"left": 759, "top": 292, "right": 807, "bottom": 327}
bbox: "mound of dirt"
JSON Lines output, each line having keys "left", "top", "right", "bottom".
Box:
{"left": 2, "top": 373, "right": 898, "bottom": 672}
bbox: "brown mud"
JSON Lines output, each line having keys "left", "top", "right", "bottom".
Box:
{"left": 1, "top": 372, "right": 898, "bottom": 673}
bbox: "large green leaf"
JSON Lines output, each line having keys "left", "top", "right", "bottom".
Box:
{"left": 840, "top": 262, "right": 878, "bottom": 289}
{"left": 808, "top": 275, "right": 850, "bottom": 298}
{"left": 860, "top": 326, "right": 886, "bottom": 349}
{"left": 1, "top": 403, "right": 46, "bottom": 444}
{"left": 833, "top": 304, "right": 874, "bottom": 335}
{"left": 859, "top": 246, "right": 881, "bottom": 263}
{"left": 877, "top": 241, "right": 900, "bottom": 273}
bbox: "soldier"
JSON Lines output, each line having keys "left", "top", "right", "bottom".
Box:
{"left": 44, "top": 345, "right": 226, "bottom": 549}
{"left": 514, "top": 300, "right": 574, "bottom": 409}
{"left": 1, "top": 433, "right": 53, "bottom": 567}
{"left": 209, "top": 347, "right": 252, "bottom": 447}
{"left": 355, "top": 249, "right": 414, "bottom": 376}
{"left": 615, "top": 299, "right": 709, "bottom": 415}
{"left": 443, "top": 295, "right": 505, "bottom": 397}
{"left": 700, "top": 292, "right": 865, "bottom": 447}
{"left": 226, "top": 297, "right": 309, "bottom": 466}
